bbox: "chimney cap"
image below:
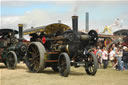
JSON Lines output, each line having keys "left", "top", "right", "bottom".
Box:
{"left": 72, "top": 16, "right": 78, "bottom": 18}
{"left": 18, "top": 24, "right": 23, "bottom": 27}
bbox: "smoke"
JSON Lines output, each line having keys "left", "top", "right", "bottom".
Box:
{"left": 73, "top": 5, "right": 79, "bottom": 16}
{"left": 73, "top": 1, "right": 80, "bottom": 16}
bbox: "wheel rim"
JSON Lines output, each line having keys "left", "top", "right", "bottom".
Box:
{"left": 59, "top": 56, "right": 67, "bottom": 73}
{"left": 85, "top": 53, "right": 97, "bottom": 75}
{"left": 6, "top": 51, "right": 17, "bottom": 69}
{"left": 58, "top": 53, "right": 70, "bottom": 77}
{"left": 27, "top": 44, "right": 40, "bottom": 72}
{"left": 87, "top": 54, "right": 95, "bottom": 73}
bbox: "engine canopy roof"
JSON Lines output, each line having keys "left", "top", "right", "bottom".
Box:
{"left": 0, "top": 29, "right": 18, "bottom": 35}
{"left": 23, "top": 23, "right": 71, "bottom": 35}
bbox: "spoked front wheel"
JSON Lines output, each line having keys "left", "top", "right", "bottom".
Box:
{"left": 85, "top": 52, "right": 98, "bottom": 76}
{"left": 25, "top": 42, "right": 46, "bottom": 73}
{"left": 6, "top": 51, "right": 17, "bottom": 69}
{"left": 58, "top": 53, "right": 70, "bottom": 77}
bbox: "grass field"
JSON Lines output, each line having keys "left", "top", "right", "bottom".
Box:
{"left": 0, "top": 63, "right": 128, "bottom": 85}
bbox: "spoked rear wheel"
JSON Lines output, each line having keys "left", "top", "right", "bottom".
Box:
{"left": 58, "top": 53, "right": 70, "bottom": 77}
{"left": 25, "top": 42, "right": 46, "bottom": 73}
{"left": 6, "top": 51, "right": 17, "bottom": 69}
{"left": 85, "top": 52, "right": 98, "bottom": 76}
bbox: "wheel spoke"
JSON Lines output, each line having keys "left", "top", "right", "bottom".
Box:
{"left": 31, "top": 46, "right": 39, "bottom": 56}
{"left": 28, "top": 51, "right": 35, "bottom": 55}
{"left": 31, "top": 46, "right": 36, "bottom": 53}
{"left": 28, "top": 45, "right": 40, "bottom": 69}
{"left": 28, "top": 58, "right": 33, "bottom": 60}
{"left": 30, "top": 62, "right": 35, "bottom": 67}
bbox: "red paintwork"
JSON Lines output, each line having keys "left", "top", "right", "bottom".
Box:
{"left": 42, "top": 37, "right": 46, "bottom": 44}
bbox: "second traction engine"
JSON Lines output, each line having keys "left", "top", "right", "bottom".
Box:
{"left": 25, "top": 15, "right": 98, "bottom": 77}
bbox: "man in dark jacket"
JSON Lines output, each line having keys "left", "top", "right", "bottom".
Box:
{"left": 122, "top": 47, "right": 128, "bottom": 70}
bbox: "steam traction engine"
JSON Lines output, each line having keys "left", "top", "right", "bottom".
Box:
{"left": 24, "top": 16, "right": 98, "bottom": 77}
{"left": 0, "top": 24, "right": 27, "bottom": 69}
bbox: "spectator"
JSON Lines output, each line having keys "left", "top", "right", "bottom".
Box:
{"left": 96, "top": 46, "right": 102, "bottom": 68}
{"left": 112, "top": 43, "right": 117, "bottom": 52}
{"left": 111, "top": 44, "right": 118, "bottom": 69}
{"left": 116, "top": 46, "right": 124, "bottom": 71}
{"left": 93, "top": 47, "right": 97, "bottom": 55}
{"left": 122, "top": 46, "right": 128, "bottom": 70}
{"left": 109, "top": 48, "right": 116, "bottom": 68}
{"left": 102, "top": 47, "right": 108, "bottom": 69}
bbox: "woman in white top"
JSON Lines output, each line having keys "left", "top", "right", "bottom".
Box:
{"left": 109, "top": 48, "right": 115, "bottom": 68}
{"left": 102, "top": 47, "right": 108, "bottom": 69}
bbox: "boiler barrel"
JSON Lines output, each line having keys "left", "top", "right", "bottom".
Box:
{"left": 80, "top": 35, "right": 90, "bottom": 41}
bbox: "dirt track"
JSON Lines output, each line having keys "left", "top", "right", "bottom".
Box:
{"left": 0, "top": 63, "right": 128, "bottom": 85}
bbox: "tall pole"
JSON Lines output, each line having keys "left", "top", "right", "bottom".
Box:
{"left": 86, "top": 12, "right": 89, "bottom": 32}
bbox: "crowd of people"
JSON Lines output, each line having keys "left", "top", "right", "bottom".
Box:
{"left": 93, "top": 44, "right": 128, "bottom": 71}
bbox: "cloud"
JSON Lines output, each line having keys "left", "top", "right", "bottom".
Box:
{"left": 1, "top": 9, "right": 128, "bottom": 33}
{"left": 1, "top": 9, "right": 91, "bottom": 33}
{"left": 1, "top": 10, "right": 73, "bottom": 30}
{"left": 1, "top": 16, "right": 21, "bottom": 30}
{"left": 1, "top": 0, "right": 128, "bottom": 34}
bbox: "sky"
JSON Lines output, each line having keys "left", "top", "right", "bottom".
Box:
{"left": 1, "top": 0, "right": 128, "bottom": 34}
